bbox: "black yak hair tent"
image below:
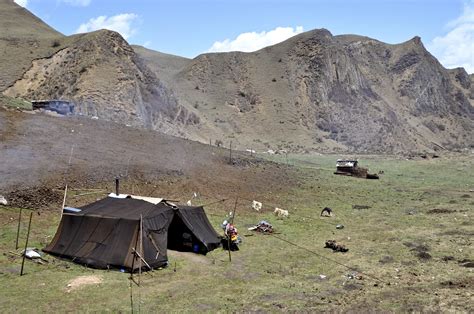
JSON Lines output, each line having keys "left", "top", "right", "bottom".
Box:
{"left": 43, "top": 197, "right": 221, "bottom": 271}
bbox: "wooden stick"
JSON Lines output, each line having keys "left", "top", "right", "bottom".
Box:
{"left": 138, "top": 215, "right": 143, "bottom": 313}
{"left": 60, "top": 184, "right": 68, "bottom": 218}
{"left": 15, "top": 208, "right": 22, "bottom": 249}
{"left": 129, "top": 278, "right": 134, "bottom": 314}
{"left": 229, "top": 141, "right": 233, "bottom": 164}
{"left": 131, "top": 222, "right": 151, "bottom": 270}
{"left": 60, "top": 145, "right": 74, "bottom": 219}
{"left": 20, "top": 212, "right": 33, "bottom": 276}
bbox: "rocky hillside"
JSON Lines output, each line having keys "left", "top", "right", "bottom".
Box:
{"left": 1, "top": 0, "right": 472, "bottom": 153}
{"left": 138, "top": 30, "right": 473, "bottom": 153}
{"left": 1, "top": 0, "right": 197, "bottom": 136}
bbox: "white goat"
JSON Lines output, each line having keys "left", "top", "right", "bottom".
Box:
{"left": 274, "top": 207, "right": 289, "bottom": 218}
{"left": 252, "top": 200, "right": 262, "bottom": 211}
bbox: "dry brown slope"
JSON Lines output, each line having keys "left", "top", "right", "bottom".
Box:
{"left": 0, "top": 0, "right": 64, "bottom": 91}
{"left": 138, "top": 29, "right": 473, "bottom": 153}
{"left": 0, "top": 107, "right": 291, "bottom": 204}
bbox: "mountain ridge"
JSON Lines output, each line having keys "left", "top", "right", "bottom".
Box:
{"left": 1, "top": 0, "right": 473, "bottom": 153}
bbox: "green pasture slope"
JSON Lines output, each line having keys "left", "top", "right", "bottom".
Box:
{"left": 0, "top": 154, "right": 472, "bottom": 312}
{"left": 0, "top": 95, "right": 32, "bottom": 110}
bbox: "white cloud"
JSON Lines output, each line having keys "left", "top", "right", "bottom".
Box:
{"left": 57, "top": 0, "right": 91, "bottom": 6}
{"left": 14, "top": 0, "right": 28, "bottom": 7}
{"left": 428, "top": 1, "right": 474, "bottom": 73}
{"left": 76, "top": 13, "right": 138, "bottom": 40}
{"left": 207, "top": 26, "right": 304, "bottom": 53}
{"left": 143, "top": 41, "right": 152, "bottom": 48}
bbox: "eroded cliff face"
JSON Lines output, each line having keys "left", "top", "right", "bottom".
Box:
{"left": 162, "top": 29, "right": 473, "bottom": 153}
{"left": 4, "top": 30, "right": 199, "bottom": 136}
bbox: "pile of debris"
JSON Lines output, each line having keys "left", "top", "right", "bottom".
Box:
{"left": 325, "top": 240, "right": 349, "bottom": 252}
{"left": 334, "top": 159, "right": 379, "bottom": 179}
{"left": 248, "top": 220, "right": 274, "bottom": 233}
{"left": 6, "top": 187, "right": 62, "bottom": 209}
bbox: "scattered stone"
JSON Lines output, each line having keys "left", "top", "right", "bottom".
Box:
{"left": 336, "top": 224, "right": 344, "bottom": 229}
{"left": 352, "top": 205, "right": 371, "bottom": 210}
{"left": 0, "top": 195, "right": 7, "bottom": 205}
{"left": 416, "top": 251, "right": 432, "bottom": 261}
{"left": 442, "top": 256, "right": 455, "bottom": 262}
{"left": 379, "top": 255, "right": 394, "bottom": 264}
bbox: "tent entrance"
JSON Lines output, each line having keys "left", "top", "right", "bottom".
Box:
{"left": 167, "top": 215, "right": 206, "bottom": 254}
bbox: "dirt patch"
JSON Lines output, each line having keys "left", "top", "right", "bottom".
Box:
{"left": 440, "top": 277, "right": 474, "bottom": 289}
{"left": 352, "top": 205, "right": 371, "bottom": 210}
{"left": 379, "top": 255, "right": 394, "bottom": 264}
{"left": 167, "top": 250, "right": 213, "bottom": 265}
{"left": 66, "top": 275, "right": 102, "bottom": 292}
{"left": 6, "top": 187, "right": 62, "bottom": 210}
{"left": 427, "top": 208, "right": 456, "bottom": 214}
{"left": 403, "top": 242, "right": 432, "bottom": 261}
{"left": 403, "top": 242, "right": 430, "bottom": 252}
{"left": 415, "top": 251, "right": 432, "bottom": 261}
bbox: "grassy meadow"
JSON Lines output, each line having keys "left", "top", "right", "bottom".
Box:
{"left": 0, "top": 154, "right": 472, "bottom": 312}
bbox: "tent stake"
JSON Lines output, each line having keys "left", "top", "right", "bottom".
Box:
{"left": 15, "top": 208, "right": 22, "bottom": 249}
{"left": 138, "top": 214, "right": 143, "bottom": 313}
{"left": 20, "top": 212, "right": 33, "bottom": 276}
{"left": 129, "top": 278, "right": 134, "bottom": 314}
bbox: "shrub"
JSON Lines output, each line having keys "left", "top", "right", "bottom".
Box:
{"left": 51, "top": 39, "right": 61, "bottom": 48}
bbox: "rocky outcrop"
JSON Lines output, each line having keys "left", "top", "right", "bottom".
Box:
{"left": 145, "top": 29, "right": 473, "bottom": 153}
{"left": 4, "top": 30, "right": 199, "bottom": 135}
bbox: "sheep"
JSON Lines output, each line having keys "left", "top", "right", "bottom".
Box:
{"left": 274, "top": 207, "right": 289, "bottom": 218}
{"left": 252, "top": 200, "right": 262, "bottom": 211}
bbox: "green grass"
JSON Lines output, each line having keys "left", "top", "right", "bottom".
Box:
{"left": 0, "top": 95, "right": 32, "bottom": 110}
{"left": 1, "top": 154, "right": 472, "bottom": 312}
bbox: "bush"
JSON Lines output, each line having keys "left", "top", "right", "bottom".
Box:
{"left": 51, "top": 39, "right": 61, "bottom": 48}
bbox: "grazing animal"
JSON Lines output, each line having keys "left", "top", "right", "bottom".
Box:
{"left": 274, "top": 207, "right": 289, "bottom": 218}
{"left": 321, "top": 207, "right": 333, "bottom": 216}
{"left": 252, "top": 200, "right": 262, "bottom": 211}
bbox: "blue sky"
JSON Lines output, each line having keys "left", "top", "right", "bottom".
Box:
{"left": 14, "top": 0, "right": 474, "bottom": 72}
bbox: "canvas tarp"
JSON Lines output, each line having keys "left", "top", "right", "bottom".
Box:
{"left": 44, "top": 197, "right": 221, "bottom": 270}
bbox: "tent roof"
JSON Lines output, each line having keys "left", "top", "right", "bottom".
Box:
{"left": 108, "top": 193, "right": 164, "bottom": 205}
{"left": 77, "top": 197, "right": 166, "bottom": 219}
